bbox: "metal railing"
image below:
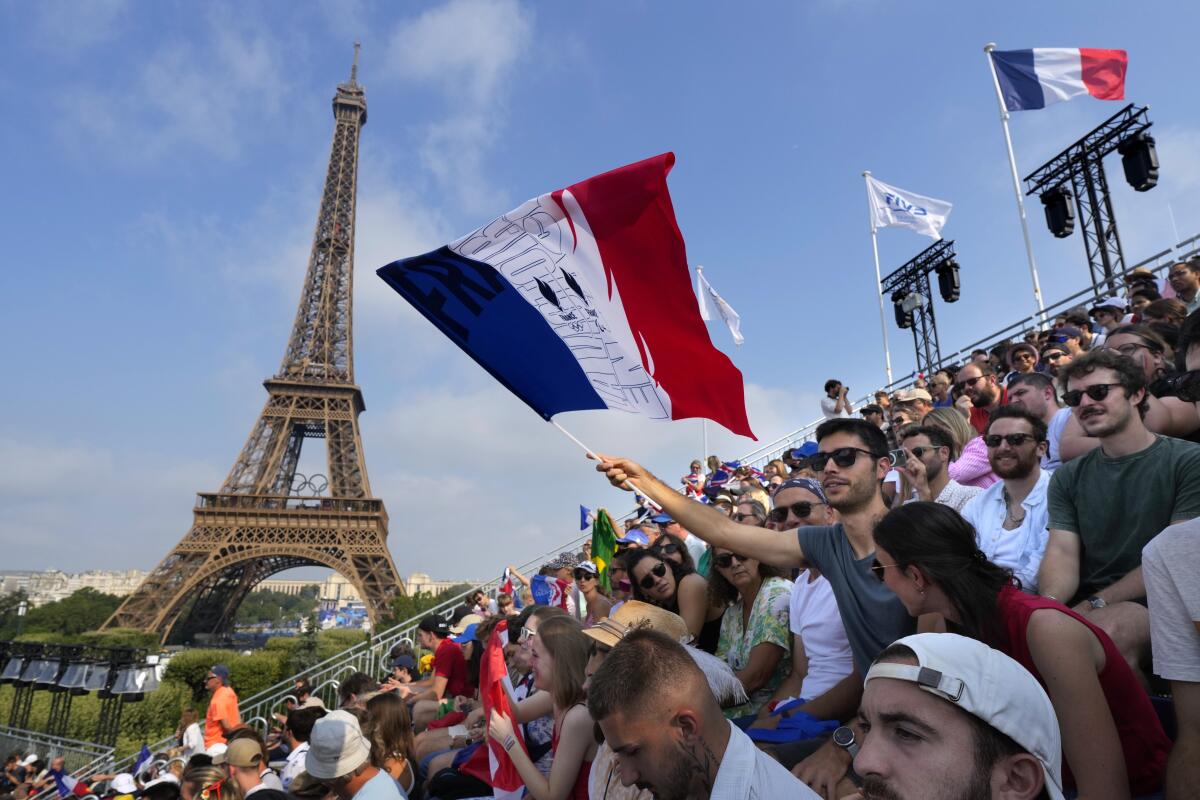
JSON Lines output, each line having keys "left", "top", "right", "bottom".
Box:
{"left": 0, "top": 725, "right": 114, "bottom": 795}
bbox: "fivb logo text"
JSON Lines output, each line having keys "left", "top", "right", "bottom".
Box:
{"left": 884, "top": 192, "right": 929, "bottom": 217}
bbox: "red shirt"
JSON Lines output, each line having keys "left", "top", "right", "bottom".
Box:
{"left": 992, "top": 586, "right": 1169, "bottom": 795}
{"left": 968, "top": 387, "right": 1007, "bottom": 435}
{"left": 433, "top": 638, "right": 470, "bottom": 698}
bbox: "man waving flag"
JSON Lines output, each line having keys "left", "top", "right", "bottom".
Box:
{"left": 377, "top": 153, "right": 755, "bottom": 439}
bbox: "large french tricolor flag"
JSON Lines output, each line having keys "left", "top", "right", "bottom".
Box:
{"left": 991, "top": 48, "right": 1127, "bottom": 112}
{"left": 377, "top": 153, "right": 755, "bottom": 439}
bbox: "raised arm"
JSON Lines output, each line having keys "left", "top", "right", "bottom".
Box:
{"left": 596, "top": 455, "right": 804, "bottom": 568}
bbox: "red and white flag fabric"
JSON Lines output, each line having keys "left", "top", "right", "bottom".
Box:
{"left": 481, "top": 621, "right": 525, "bottom": 799}
{"left": 377, "top": 153, "right": 755, "bottom": 439}
{"left": 990, "top": 48, "right": 1127, "bottom": 111}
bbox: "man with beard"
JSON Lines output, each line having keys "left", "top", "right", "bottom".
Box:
{"left": 587, "top": 627, "right": 817, "bottom": 799}
{"left": 1006, "top": 373, "right": 1070, "bottom": 472}
{"left": 1038, "top": 343, "right": 1072, "bottom": 378}
{"left": 853, "top": 634, "right": 1064, "bottom": 800}
{"left": 594, "top": 418, "right": 914, "bottom": 797}
{"left": 1039, "top": 349, "right": 1200, "bottom": 674}
{"left": 953, "top": 362, "right": 1006, "bottom": 435}
{"left": 960, "top": 407, "right": 1052, "bottom": 593}
{"left": 896, "top": 425, "right": 980, "bottom": 512}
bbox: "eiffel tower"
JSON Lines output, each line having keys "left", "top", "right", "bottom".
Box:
{"left": 104, "top": 48, "right": 404, "bottom": 643}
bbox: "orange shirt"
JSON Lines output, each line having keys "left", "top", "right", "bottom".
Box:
{"left": 204, "top": 685, "right": 240, "bottom": 748}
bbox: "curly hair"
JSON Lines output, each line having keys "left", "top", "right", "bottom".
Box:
{"left": 1057, "top": 347, "right": 1149, "bottom": 417}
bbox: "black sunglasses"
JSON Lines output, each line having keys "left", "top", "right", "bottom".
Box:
{"left": 907, "top": 445, "right": 942, "bottom": 459}
{"left": 638, "top": 562, "right": 668, "bottom": 590}
{"left": 573, "top": 568, "right": 596, "bottom": 581}
{"left": 870, "top": 558, "right": 898, "bottom": 582}
{"left": 952, "top": 375, "right": 985, "bottom": 393}
{"left": 733, "top": 512, "right": 764, "bottom": 523}
{"left": 651, "top": 542, "right": 680, "bottom": 555}
{"left": 983, "top": 433, "right": 1039, "bottom": 448}
{"left": 1062, "top": 383, "right": 1122, "bottom": 407}
{"left": 809, "top": 447, "right": 877, "bottom": 472}
{"left": 1040, "top": 351, "right": 1064, "bottom": 361}
{"left": 713, "top": 552, "right": 748, "bottom": 569}
{"left": 766, "top": 501, "right": 825, "bottom": 524}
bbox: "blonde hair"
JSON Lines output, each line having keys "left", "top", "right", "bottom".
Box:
{"left": 765, "top": 459, "right": 789, "bottom": 479}
{"left": 921, "top": 407, "right": 976, "bottom": 460}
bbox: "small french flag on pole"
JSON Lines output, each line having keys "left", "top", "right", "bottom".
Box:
{"left": 991, "top": 48, "right": 1127, "bottom": 112}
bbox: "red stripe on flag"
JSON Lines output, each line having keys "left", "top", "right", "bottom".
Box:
{"left": 1080, "top": 48, "right": 1127, "bottom": 100}
{"left": 481, "top": 621, "right": 525, "bottom": 792}
{"left": 565, "top": 153, "right": 756, "bottom": 439}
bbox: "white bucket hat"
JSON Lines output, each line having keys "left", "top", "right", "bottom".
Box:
{"left": 866, "top": 633, "right": 1065, "bottom": 800}
{"left": 305, "top": 709, "right": 371, "bottom": 780}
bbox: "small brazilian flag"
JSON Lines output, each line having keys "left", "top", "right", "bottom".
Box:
{"left": 591, "top": 508, "right": 618, "bottom": 594}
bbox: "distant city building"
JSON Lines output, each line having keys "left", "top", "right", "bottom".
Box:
{"left": 0, "top": 569, "right": 148, "bottom": 607}
{"left": 256, "top": 572, "right": 475, "bottom": 604}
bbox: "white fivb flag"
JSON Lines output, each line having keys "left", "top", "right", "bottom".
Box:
{"left": 695, "top": 267, "right": 744, "bottom": 346}
{"left": 865, "top": 175, "right": 953, "bottom": 240}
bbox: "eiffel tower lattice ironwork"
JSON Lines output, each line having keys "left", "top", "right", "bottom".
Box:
{"left": 104, "top": 48, "right": 405, "bottom": 643}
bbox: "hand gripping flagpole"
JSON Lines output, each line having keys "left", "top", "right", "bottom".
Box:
{"left": 863, "top": 171, "right": 894, "bottom": 386}
{"left": 984, "top": 43, "right": 1047, "bottom": 325}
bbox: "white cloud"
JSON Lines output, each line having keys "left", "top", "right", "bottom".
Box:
{"left": 382, "top": 0, "right": 534, "bottom": 214}
{"left": 54, "top": 13, "right": 290, "bottom": 164}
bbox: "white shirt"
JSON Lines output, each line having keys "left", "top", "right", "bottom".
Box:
{"left": 820, "top": 395, "right": 847, "bottom": 419}
{"left": 788, "top": 571, "right": 854, "bottom": 700}
{"left": 1043, "top": 407, "right": 1071, "bottom": 472}
{"left": 280, "top": 742, "right": 308, "bottom": 790}
{"left": 960, "top": 471, "right": 1051, "bottom": 592}
{"left": 933, "top": 479, "right": 982, "bottom": 513}
{"left": 181, "top": 722, "right": 204, "bottom": 759}
{"left": 710, "top": 720, "right": 819, "bottom": 799}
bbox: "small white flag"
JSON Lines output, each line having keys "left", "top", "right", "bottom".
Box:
{"left": 865, "top": 175, "right": 953, "bottom": 240}
{"left": 695, "top": 268, "right": 744, "bottom": 346}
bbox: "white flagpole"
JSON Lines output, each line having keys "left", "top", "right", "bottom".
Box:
{"left": 984, "top": 43, "right": 1047, "bottom": 324}
{"left": 863, "top": 171, "right": 894, "bottom": 386}
{"left": 702, "top": 419, "right": 708, "bottom": 467}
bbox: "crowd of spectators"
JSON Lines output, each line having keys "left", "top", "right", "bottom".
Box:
{"left": 26, "top": 260, "right": 1200, "bottom": 800}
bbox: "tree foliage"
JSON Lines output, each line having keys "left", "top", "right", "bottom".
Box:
{"left": 234, "top": 586, "right": 319, "bottom": 625}
{"left": 0, "top": 588, "right": 123, "bottom": 639}
{"left": 389, "top": 584, "right": 472, "bottom": 623}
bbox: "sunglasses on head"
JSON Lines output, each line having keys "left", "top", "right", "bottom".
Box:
{"left": 765, "top": 501, "right": 825, "bottom": 524}
{"left": 983, "top": 433, "right": 1039, "bottom": 448}
{"left": 809, "top": 447, "right": 877, "bottom": 472}
{"left": 713, "top": 552, "right": 748, "bottom": 569}
{"left": 1062, "top": 383, "right": 1122, "bottom": 407}
{"left": 638, "top": 562, "right": 668, "bottom": 590}
{"left": 953, "top": 375, "right": 985, "bottom": 393}
{"left": 573, "top": 568, "right": 596, "bottom": 581}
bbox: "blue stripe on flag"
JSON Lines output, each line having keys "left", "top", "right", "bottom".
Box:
{"left": 991, "top": 49, "right": 1044, "bottom": 111}
{"left": 378, "top": 247, "right": 606, "bottom": 419}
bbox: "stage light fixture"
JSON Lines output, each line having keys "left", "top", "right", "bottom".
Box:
{"left": 0, "top": 656, "right": 24, "bottom": 684}
{"left": 1040, "top": 185, "right": 1075, "bottom": 238}
{"left": 1118, "top": 132, "right": 1158, "bottom": 192}
{"left": 936, "top": 260, "right": 960, "bottom": 303}
{"left": 891, "top": 291, "right": 913, "bottom": 329}
{"left": 84, "top": 663, "right": 111, "bottom": 692}
{"left": 58, "top": 662, "right": 90, "bottom": 692}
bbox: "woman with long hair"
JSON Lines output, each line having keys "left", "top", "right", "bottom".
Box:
{"left": 648, "top": 532, "right": 696, "bottom": 572}
{"left": 572, "top": 561, "right": 612, "bottom": 625}
{"left": 180, "top": 766, "right": 240, "bottom": 800}
{"left": 708, "top": 543, "right": 792, "bottom": 717}
{"left": 622, "top": 549, "right": 710, "bottom": 640}
{"left": 365, "top": 692, "right": 417, "bottom": 797}
{"left": 922, "top": 406, "right": 998, "bottom": 489}
{"left": 175, "top": 707, "right": 203, "bottom": 760}
{"left": 872, "top": 501, "right": 1170, "bottom": 798}
{"left": 488, "top": 615, "right": 596, "bottom": 800}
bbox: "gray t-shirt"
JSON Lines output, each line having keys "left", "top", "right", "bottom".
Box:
{"left": 1143, "top": 518, "right": 1200, "bottom": 683}
{"left": 353, "top": 769, "right": 407, "bottom": 800}
{"left": 796, "top": 523, "right": 915, "bottom": 673}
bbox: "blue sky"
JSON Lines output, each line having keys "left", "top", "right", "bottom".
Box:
{"left": 3, "top": 1, "right": 1199, "bottom": 580}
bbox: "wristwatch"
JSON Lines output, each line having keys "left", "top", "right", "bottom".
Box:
{"left": 1087, "top": 595, "right": 1108, "bottom": 610}
{"left": 832, "top": 725, "right": 859, "bottom": 758}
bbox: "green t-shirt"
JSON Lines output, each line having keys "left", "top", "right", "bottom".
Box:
{"left": 1047, "top": 434, "right": 1200, "bottom": 599}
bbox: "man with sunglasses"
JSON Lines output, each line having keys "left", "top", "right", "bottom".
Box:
{"left": 1006, "top": 372, "right": 1070, "bottom": 472}
{"left": 595, "top": 418, "right": 914, "bottom": 798}
{"left": 1051, "top": 324, "right": 1087, "bottom": 356}
{"left": 897, "top": 425, "right": 980, "bottom": 512}
{"left": 1039, "top": 349, "right": 1200, "bottom": 676}
{"left": 751, "top": 479, "right": 854, "bottom": 755}
{"left": 961, "top": 407, "right": 1052, "bottom": 592}
{"left": 203, "top": 664, "right": 240, "bottom": 752}
{"left": 953, "top": 362, "right": 1007, "bottom": 435}
{"left": 1087, "top": 297, "right": 1126, "bottom": 348}
{"left": 1038, "top": 342, "right": 1072, "bottom": 377}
